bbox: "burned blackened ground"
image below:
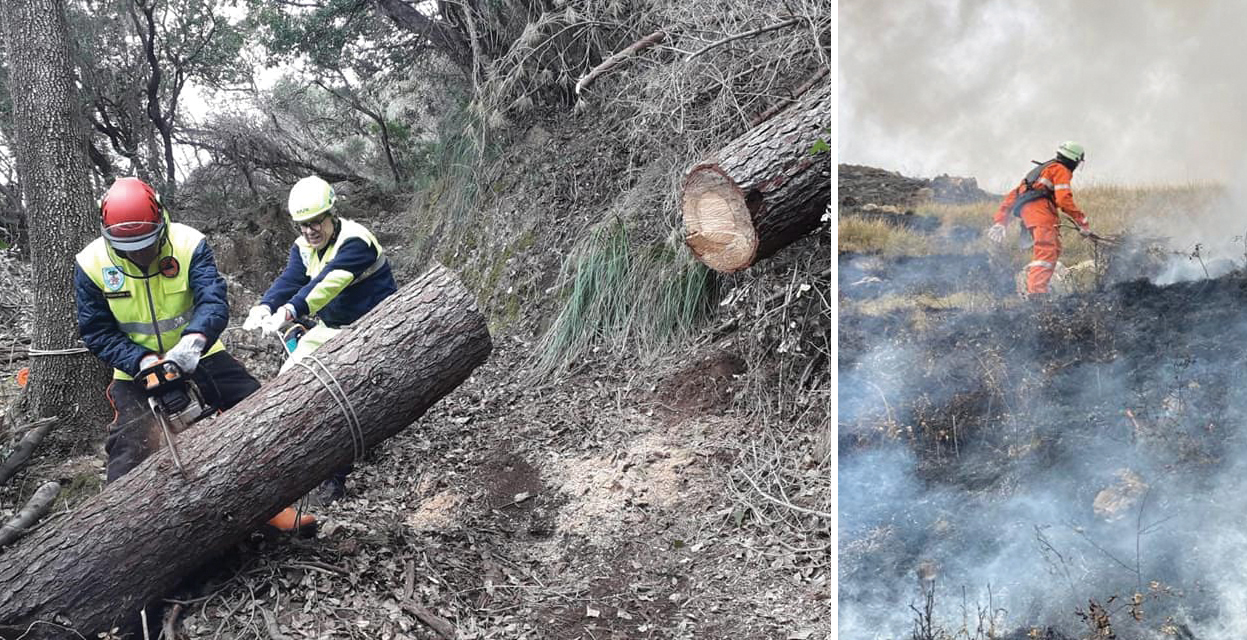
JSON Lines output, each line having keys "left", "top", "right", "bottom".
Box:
{"left": 840, "top": 273, "right": 1247, "bottom": 638}
{"left": 840, "top": 252, "right": 1013, "bottom": 301}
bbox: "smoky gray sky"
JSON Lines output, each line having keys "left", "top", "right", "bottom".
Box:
{"left": 839, "top": 1, "right": 1247, "bottom": 192}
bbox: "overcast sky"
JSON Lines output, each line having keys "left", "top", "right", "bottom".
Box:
{"left": 838, "top": 1, "right": 1247, "bottom": 192}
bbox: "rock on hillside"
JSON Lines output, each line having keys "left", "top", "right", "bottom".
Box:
{"left": 839, "top": 163, "right": 996, "bottom": 209}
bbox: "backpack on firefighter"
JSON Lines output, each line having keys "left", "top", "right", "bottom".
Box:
{"left": 1008, "top": 160, "right": 1060, "bottom": 250}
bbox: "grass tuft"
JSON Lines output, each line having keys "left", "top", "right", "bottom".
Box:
{"left": 838, "top": 216, "right": 932, "bottom": 256}
{"left": 534, "top": 218, "right": 718, "bottom": 376}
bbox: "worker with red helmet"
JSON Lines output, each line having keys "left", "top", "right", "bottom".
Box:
{"left": 987, "top": 141, "right": 1096, "bottom": 295}
{"left": 73, "top": 177, "right": 314, "bottom": 533}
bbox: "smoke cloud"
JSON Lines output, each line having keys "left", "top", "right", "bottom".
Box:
{"left": 839, "top": 1, "right": 1247, "bottom": 192}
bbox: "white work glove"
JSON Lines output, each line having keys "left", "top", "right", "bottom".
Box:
{"left": 243, "top": 304, "right": 271, "bottom": 331}
{"left": 986, "top": 223, "right": 1006, "bottom": 244}
{"left": 164, "top": 333, "right": 207, "bottom": 374}
{"left": 138, "top": 353, "right": 160, "bottom": 371}
{"left": 261, "top": 304, "right": 295, "bottom": 335}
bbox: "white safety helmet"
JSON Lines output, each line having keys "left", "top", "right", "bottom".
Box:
{"left": 1056, "top": 141, "right": 1086, "bottom": 164}
{"left": 287, "top": 176, "right": 336, "bottom": 222}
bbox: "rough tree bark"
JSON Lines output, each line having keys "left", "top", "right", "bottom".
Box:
{"left": 1, "top": 0, "right": 110, "bottom": 452}
{"left": 681, "top": 80, "right": 830, "bottom": 273}
{"left": 0, "top": 264, "right": 492, "bottom": 639}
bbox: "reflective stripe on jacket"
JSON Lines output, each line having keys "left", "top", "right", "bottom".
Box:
{"left": 260, "top": 218, "right": 397, "bottom": 328}
{"left": 993, "top": 160, "right": 1089, "bottom": 228}
{"left": 75, "top": 222, "right": 227, "bottom": 380}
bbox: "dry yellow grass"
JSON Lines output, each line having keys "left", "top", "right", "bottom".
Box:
{"left": 914, "top": 182, "right": 1225, "bottom": 266}
{"left": 838, "top": 216, "right": 931, "bottom": 256}
{"left": 1058, "top": 182, "right": 1224, "bottom": 265}
{"left": 843, "top": 181, "right": 1227, "bottom": 303}
{"left": 849, "top": 291, "right": 996, "bottom": 316}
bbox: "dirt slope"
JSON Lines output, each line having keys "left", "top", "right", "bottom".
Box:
{"left": 158, "top": 336, "right": 824, "bottom": 639}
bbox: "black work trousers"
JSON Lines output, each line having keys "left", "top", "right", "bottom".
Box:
{"left": 104, "top": 351, "right": 260, "bottom": 483}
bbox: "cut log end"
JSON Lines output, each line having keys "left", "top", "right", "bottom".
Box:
{"left": 680, "top": 80, "right": 830, "bottom": 273}
{"left": 682, "top": 165, "right": 758, "bottom": 273}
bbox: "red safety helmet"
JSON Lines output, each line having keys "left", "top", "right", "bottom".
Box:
{"left": 100, "top": 177, "right": 164, "bottom": 251}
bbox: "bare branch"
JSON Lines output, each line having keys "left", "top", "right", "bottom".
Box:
{"left": 685, "top": 16, "right": 805, "bottom": 61}
{"left": 0, "top": 481, "right": 60, "bottom": 549}
{"left": 396, "top": 596, "right": 458, "bottom": 640}
{"left": 574, "top": 30, "right": 666, "bottom": 96}
{"left": 0, "top": 416, "right": 58, "bottom": 486}
{"left": 372, "top": 0, "right": 471, "bottom": 70}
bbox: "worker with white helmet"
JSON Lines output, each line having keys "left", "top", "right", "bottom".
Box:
{"left": 987, "top": 141, "right": 1096, "bottom": 295}
{"left": 243, "top": 175, "right": 398, "bottom": 504}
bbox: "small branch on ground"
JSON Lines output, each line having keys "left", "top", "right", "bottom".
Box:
{"left": 396, "top": 595, "right": 458, "bottom": 640}
{"left": 160, "top": 602, "right": 182, "bottom": 640}
{"left": 738, "top": 466, "right": 831, "bottom": 520}
{"left": 259, "top": 607, "right": 291, "bottom": 640}
{"left": 0, "top": 481, "right": 60, "bottom": 549}
{"left": 286, "top": 561, "right": 347, "bottom": 576}
{"left": 0, "top": 416, "right": 58, "bottom": 486}
{"left": 403, "top": 558, "right": 416, "bottom": 600}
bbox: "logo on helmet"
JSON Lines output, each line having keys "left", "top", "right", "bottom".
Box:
{"left": 102, "top": 267, "right": 125, "bottom": 292}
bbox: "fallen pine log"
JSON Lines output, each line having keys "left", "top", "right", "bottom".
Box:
{"left": 681, "top": 79, "right": 830, "bottom": 273}
{"left": 0, "top": 263, "right": 492, "bottom": 639}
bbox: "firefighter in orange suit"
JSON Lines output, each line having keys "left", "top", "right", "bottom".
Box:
{"left": 986, "top": 141, "right": 1095, "bottom": 294}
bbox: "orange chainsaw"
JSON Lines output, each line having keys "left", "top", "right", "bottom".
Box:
{"left": 137, "top": 360, "right": 215, "bottom": 478}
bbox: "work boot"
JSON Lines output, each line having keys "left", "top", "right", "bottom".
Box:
{"left": 265, "top": 506, "right": 317, "bottom": 536}
{"left": 307, "top": 476, "right": 346, "bottom": 507}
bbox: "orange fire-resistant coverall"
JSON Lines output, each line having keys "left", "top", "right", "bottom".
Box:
{"left": 993, "top": 160, "right": 1089, "bottom": 294}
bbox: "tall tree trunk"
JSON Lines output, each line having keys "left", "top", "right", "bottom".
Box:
{"left": 0, "top": 264, "right": 492, "bottom": 639}
{"left": 134, "top": 0, "right": 177, "bottom": 200}
{"left": 1, "top": 0, "right": 110, "bottom": 453}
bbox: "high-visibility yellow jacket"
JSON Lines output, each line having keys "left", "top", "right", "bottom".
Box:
{"left": 260, "top": 218, "right": 396, "bottom": 328}
{"left": 74, "top": 222, "right": 227, "bottom": 380}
